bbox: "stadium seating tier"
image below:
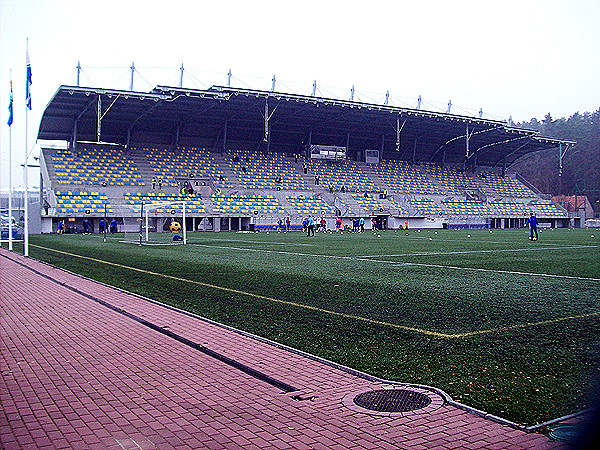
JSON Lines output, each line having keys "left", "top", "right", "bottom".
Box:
{"left": 227, "top": 150, "right": 309, "bottom": 191}
{"left": 51, "top": 148, "right": 144, "bottom": 186}
{"left": 286, "top": 195, "right": 334, "bottom": 215}
{"left": 46, "top": 147, "right": 567, "bottom": 221}
{"left": 54, "top": 191, "right": 113, "bottom": 215}
{"left": 143, "top": 147, "right": 232, "bottom": 189}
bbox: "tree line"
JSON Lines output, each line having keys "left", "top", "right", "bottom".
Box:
{"left": 512, "top": 108, "right": 600, "bottom": 214}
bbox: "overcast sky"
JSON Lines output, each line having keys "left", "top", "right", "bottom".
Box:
{"left": 1, "top": 0, "right": 599, "bottom": 191}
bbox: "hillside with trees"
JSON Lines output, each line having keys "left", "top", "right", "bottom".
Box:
{"left": 512, "top": 108, "right": 600, "bottom": 215}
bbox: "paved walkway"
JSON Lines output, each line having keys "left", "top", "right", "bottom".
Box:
{"left": 1, "top": 248, "right": 564, "bottom": 449}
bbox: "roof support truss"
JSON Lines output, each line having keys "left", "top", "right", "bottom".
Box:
{"left": 97, "top": 95, "right": 101, "bottom": 142}
{"left": 430, "top": 125, "right": 501, "bottom": 163}
{"left": 482, "top": 136, "right": 532, "bottom": 168}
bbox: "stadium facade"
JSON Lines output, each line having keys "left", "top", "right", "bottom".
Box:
{"left": 35, "top": 84, "right": 577, "bottom": 234}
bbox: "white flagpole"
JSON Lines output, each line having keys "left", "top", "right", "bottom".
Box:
{"left": 24, "top": 118, "right": 29, "bottom": 256}
{"left": 9, "top": 121, "right": 13, "bottom": 250}
{"left": 8, "top": 72, "right": 13, "bottom": 250}
{"left": 23, "top": 39, "right": 31, "bottom": 257}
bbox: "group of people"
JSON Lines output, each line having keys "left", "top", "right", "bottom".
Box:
{"left": 56, "top": 219, "right": 69, "bottom": 234}
{"left": 57, "top": 218, "right": 118, "bottom": 234}
{"left": 301, "top": 216, "right": 327, "bottom": 236}
{"left": 232, "top": 155, "right": 250, "bottom": 163}
{"left": 333, "top": 217, "right": 369, "bottom": 232}
{"left": 350, "top": 217, "right": 366, "bottom": 233}
{"left": 180, "top": 182, "right": 196, "bottom": 196}
{"left": 275, "top": 217, "right": 373, "bottom": 234}
{"left": 327, "top": 183, "right": 349, "bottom": 194}
{"left": 276, "top": 217, "right": 292, "bottom": 232}
{"left": 98, "top": 218, "right": 118, "bottom": 234}
{"left": 151, "top": 176, "right": 163, "bottom": 190}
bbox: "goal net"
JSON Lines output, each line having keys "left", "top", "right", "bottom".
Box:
{"left": 122, "top": 201, "right": 187, "bottom": 245}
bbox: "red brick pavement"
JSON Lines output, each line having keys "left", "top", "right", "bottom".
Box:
{"left": 1, "top": 249, "right": 565, "bottom": 449}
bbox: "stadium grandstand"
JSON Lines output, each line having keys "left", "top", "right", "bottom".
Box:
{"left": 36, "top": 83, "right": 576, "bottom": 234}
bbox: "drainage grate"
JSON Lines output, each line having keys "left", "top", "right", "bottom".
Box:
{"left": 354, "top": 389, "right": 432, "bottom": 412}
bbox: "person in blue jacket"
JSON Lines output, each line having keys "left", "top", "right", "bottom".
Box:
{"left": 307, "top": 216, "right": 315, "bottom": 237}
{"left": 525, "top": 213, "right": 538, "bottom": 241}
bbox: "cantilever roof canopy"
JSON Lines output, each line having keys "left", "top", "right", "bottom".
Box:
{"left": 38, "top": 85, "right": 575, "bottom": 168}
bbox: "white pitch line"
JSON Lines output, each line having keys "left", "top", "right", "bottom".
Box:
{"left": 376, "top": 260, "right": 600, "bottom": 282}
{"left": 191, "top": 242, "right": 600, "bottom": 282}
{"left": 395, "top": 232, "right": 577, "bottom": 247}
{"left": 191, "top": 237, "right": 317, "bottom": 247}
{"left": 191, "top": 243, "right": 356, "bottom": 261}
{"left": 359, "top": 244, "right": 600, "bottom": 259}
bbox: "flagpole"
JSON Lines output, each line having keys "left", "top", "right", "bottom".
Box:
{"left": 8, "top": 72, "right": 13, "bottom": 250}
{"left": 23, "top": 38, "right": 31, "bottom": 257}
{"left": 9, "top": 120, "right": 13, "bottom": 250}
{"left": 24, "top": 110, "right": 29, "bottom": 256}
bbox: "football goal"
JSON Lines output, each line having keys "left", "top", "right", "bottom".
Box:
{"left": 122, "top": 201, "right": 187, "bottom": 245}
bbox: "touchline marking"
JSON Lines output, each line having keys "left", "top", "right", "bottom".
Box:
{"left": 30, "top": 244, "right": 600, "bottom": 338}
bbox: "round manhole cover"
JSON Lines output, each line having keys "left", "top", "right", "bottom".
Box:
{"left": 354, "top": 389, "right": 432, "bottom": 412}
{"left": 547, "top": 425, "right": 580, "bottom": 443}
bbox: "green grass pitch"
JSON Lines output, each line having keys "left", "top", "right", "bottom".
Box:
{"left": 9, "top": 227, "right": 600, "bottom": 426}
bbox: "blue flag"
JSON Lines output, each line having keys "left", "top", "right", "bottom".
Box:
{"left": 26, "top": 49, "right": 32, "bottom": 110}
{"left": 7, "top": 79, "right": 13, "bottom": 126}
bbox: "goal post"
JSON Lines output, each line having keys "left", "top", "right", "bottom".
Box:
{"left": 145, "top": 200, "right": 186, "bottom": 245}
{"left": 122, "top": 200, "right": 187, "bottom": 245}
